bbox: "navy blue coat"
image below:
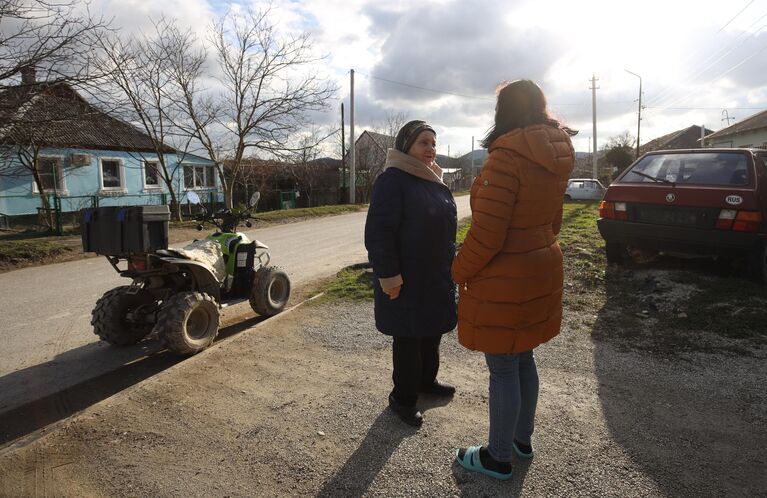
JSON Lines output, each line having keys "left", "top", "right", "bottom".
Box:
{"left": 364, "top": 168, "right": 458, "bottom": 337}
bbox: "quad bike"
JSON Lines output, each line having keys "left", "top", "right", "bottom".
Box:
{"left": 87, "top": 192, "right": 291, "bottom": 355}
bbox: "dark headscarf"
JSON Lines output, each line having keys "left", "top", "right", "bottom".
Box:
{"left": 395, "top": 120, "right": 436, "bottom": 153}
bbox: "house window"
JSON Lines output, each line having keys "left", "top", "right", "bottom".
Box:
{"left": 100, "top": 158, "right": 124, "bottom": 190}
{"left": 183, "top": 164, "right": 216, "bottom": 189}
{"left": 144, "top": 161, "right": 161, "bottom": 188}
{"left": 33, "top": 156, "right": 65, "bottom": 193}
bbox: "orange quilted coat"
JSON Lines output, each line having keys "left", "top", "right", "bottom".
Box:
{"left": 452, "top": 124, "right": 575, "bottom": 354}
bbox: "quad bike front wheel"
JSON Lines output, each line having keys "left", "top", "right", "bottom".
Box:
{"left": 92, "top": 286, "right": 156, "bottom": 346}
{"left": 154, "top": 291, "right": 220, "bottom": 355}
{"left": 249, "top": 266, "right": 291, "bottom": 316}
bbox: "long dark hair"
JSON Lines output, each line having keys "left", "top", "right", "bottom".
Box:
{"left": 481, "top": 79, "right": 576, "bottom": 148}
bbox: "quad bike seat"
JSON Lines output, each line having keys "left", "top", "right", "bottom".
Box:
{"left": 155, "top": 240, "right": 226, "bottom": 281}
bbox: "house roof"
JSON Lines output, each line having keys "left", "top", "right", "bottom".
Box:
{"left": 704, "top": 109, "right": 767, "bottom": 141}
{"left": 0, "top": 83, "right": 173, "bottom": 153}
{"left": 359, "top": 131, "right": 395, "bottom": 152}
{"left": 639, "top": 125, "right": 714, "bottom": 155}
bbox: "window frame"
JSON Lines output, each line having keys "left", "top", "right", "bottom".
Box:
{"left": 31, "top": 155, "right": 67, "bottom": 194}
{"left": 182, "top": 163, "right": 216, "bottom": 190}
{"left": 98, "top": 157, "right": 126, "bottom": 192}
{"left": 142, "top": 160, "right": 162, "bottom": 190}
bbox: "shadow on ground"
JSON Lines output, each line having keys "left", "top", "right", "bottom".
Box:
{"left": 315, "top": 409, "right": 418, "bottom": 497}
{"left": 591, "top": 263, "right": 767, "bottom": 496}
{"left": 0, "top": 315, "right": 265, "bottom": 448}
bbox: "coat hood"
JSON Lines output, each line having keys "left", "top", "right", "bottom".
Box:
{"left": 489, "top": 124, "right": 575, "bottom": 177}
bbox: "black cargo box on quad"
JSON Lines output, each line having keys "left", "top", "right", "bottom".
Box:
{"left": 81, "top": 205, "right": 170, "bottom": 255}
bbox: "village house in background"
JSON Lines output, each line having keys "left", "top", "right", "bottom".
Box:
{"left": 0, "top": 71, "right": 219, "bottom": 227}
{"left": 703, "top": 109, "right": 767, "bottom": 149}
{"left": 640, "top": 125, "right": 715, "bottom": 155}
{"left": 571, "top": 125, "right": 717, "bottom": 186}
{"left": 344, "top": 130, "right": 468, "bottom": 202}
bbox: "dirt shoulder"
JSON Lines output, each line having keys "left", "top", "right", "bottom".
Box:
{"left": 1, "top": 268, "right": 765, "bottom": 497}
{"left": 0, "top": 201, "right": 764, "bottom": 496}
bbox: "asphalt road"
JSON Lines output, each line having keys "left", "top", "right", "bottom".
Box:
{"left": 0, "top": 196, "right": 471, "bottom": 416}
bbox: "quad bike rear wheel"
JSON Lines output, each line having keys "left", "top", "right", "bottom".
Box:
{"left": 154, "top": 291, "right": 220, "bottom": 355}
{"left": 91, "top": 286, "right": 156, "bottom": 346}
{"left": 249, "top": 266, "right": 291, "bottom": 316}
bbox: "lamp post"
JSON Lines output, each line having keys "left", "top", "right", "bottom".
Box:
{"left": 625, "top": 69, "right": 642, "bottom": 159}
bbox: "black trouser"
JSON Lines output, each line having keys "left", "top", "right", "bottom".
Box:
{"left": 391, "top": 335, "right": 442, "bottom": 406}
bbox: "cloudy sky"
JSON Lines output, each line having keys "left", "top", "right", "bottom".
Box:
{"left": 92, "top": 0, "right": 767, "bottom": 156}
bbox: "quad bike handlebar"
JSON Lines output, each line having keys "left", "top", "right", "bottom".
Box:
{"left": 186, "top": 190, "right": 260, "bottom": 234}
{"left": 194, "top": 208, "right": 253, "bottom": 233}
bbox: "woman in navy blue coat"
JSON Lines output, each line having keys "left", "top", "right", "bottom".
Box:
{"left": 364, "top": 120, "right": 457, "bottom": 427}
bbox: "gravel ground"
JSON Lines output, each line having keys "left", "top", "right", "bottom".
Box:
{"left": 0, "top": 272, "right": 765, "bottom": 497}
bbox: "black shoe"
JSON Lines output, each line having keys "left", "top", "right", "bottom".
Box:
{"left": 420, "top": 380, "right": 456, "bottom": 397}
{"left": 388, "top": 394, "right": 423, "bottom": 427}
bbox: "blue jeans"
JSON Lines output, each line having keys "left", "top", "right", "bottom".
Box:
{"left": 485, "top": 350, "right": 539, "bottom": 462}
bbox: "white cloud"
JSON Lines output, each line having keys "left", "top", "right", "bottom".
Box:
{"left": 72, "top": 0, "right": 767, "bottom": 154}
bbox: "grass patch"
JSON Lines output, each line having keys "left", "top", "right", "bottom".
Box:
{"left": 319, "top": 267, "right": 375, "bottom": 302}
{"left": 0, "top": 239, "right": 75, "bottom": 265}
{"left": 456, "top": 216, "right": 471, "bottom": 245}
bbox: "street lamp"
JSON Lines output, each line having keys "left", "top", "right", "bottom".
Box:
{"left": 625, "top": 69, "right": 642, "bottom": 159}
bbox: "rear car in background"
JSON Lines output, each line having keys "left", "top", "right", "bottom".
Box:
{"left": 565, "top": 178, "right": 606, "bottom": 201}
{"left": 597, "top": 149, "right": 767, "bottom": 282}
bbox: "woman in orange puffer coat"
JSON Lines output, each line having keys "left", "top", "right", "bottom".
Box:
{"left": 453, "top": 80, "right": 575, "bottom": 480}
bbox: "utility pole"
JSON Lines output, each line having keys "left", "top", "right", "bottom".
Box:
{"left": 349, "top": 69, "right": 356, "bottom": 204}
{"left": 722, "top": 109, "right": 735, "bottom": 126}
{"left": 590, "top": 74, "right": 599, "bottom": 180}
{"left": 341, "top": 102, "right": 346, "bottom": 203}
{"left": 625, "top": 69, "right": 642, "bottom": 159}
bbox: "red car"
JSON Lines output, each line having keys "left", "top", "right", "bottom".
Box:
{"left": 597, "top": 148, "right": 767, "bottom": 282}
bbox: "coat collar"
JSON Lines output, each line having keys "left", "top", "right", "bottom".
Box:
{"left": 384, "top": 149, "right": 445, "bottom": 185}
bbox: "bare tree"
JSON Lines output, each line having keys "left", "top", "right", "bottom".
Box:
{"left": 0, "top": 0, "right": 110, "bottom": 228}
{"left": 287, "top": 126, "right": 337, "bottom": 207}
{"left": 0, "top": 0, "right": 109, "bottom": 88}
{"left": 374, "top": 110, "right": 408, "bottom": 148}
{"left": 94, "top": 20, "right": 193, "bottom": 221}
{"left": 167, "top": 7, "right": 337, "bottom": 209}
{"left": 355, "top": 110, "right": 408, "bottom": 201}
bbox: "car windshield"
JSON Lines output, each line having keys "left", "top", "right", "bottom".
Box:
{"left": 620, "top": 152, "right": 750, "bottom": 186}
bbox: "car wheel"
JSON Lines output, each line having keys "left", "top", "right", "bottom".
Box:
{"left": 748, "top": 244, "right": 767, "bottom": 283}
{"left": 564, "top": 194, "right": 572, "bottom": 201}
{"left": 605, "top": 242, "right": 627, "bottom": 264}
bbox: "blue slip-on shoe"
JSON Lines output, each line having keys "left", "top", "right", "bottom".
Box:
{"left": 512, "top": 440, "right": 534, "bottom": 459}
{"left": 455, "top": 445, "right": 512, "bottom": 481}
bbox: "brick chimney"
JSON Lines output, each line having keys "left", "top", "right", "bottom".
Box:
{"left": 20, "top": 66, "right": 36, "bottom": 85}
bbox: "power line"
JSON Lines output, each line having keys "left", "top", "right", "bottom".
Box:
{"left": 648, "top": 3, "right": 766, "bottom": 107}
{"left": 356, "top": 72, "right": 611, "bottom": 107}
{"left": 650, "top": 14, "right": 767, "bottom": 109}
{"left": 357, "top": 72, "right": 494, "bottom": 101}
{"left": 718, "top": 0, "right": 756, "bottom": 32}
{"left": 645, "top": 105, "right": 766, "bottom": 110}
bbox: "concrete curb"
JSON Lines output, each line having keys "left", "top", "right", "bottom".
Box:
{"left": 0, "top": 292, "right": 325, "bottom": 457}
